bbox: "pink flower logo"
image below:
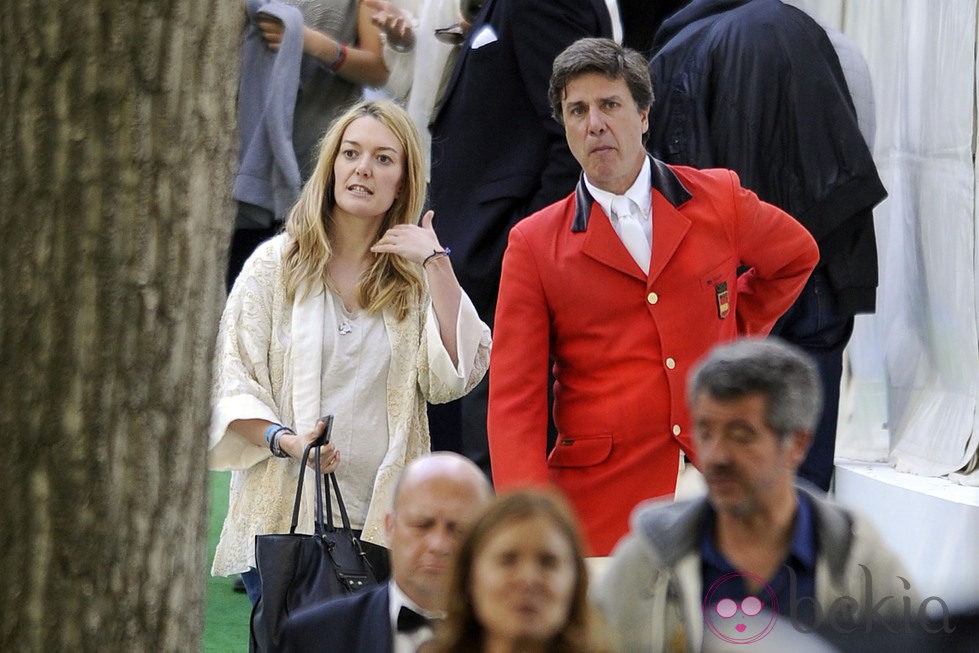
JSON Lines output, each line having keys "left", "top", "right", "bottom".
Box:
{"left": 703, "top": 572, "right": 779, "bottom": 644}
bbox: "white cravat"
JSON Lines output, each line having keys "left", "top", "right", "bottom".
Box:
{"left": 612, "top": 195, "right": 651, "bottom": 274}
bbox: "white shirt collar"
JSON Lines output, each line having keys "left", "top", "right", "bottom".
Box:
{"left": 584, "top": 156, "right": 652, "bottom": 221}
{"left": 389, "top": 581, "right": 439, "bottom": 653}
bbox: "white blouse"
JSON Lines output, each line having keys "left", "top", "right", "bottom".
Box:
{"left": 320, "top": 289, "right": 390, "bottom": 529}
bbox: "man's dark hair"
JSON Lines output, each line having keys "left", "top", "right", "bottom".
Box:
{"left": 548, "top": 37, "right": 654, "bottom": 126}
{"left": 687, "top": 338, "right": 823, "bottom": 439}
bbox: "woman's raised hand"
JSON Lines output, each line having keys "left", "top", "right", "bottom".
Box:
{"left": 370, "top": 210, "right": 445, "bottom": 266}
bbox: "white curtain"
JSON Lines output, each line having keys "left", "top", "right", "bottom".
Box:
{"left": 797, "top": 0, "right": 979, "bottom": 481}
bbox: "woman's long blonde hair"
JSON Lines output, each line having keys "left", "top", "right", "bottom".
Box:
{"left": 282, "top": 100, "right": 427, "bottom": 320}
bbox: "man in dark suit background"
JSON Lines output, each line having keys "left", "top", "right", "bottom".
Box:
{"left": 281, "top": 453, "right": 492, "bottom": 653}
{"left": 426, "top": 0, "right": 618, "bottom": 476}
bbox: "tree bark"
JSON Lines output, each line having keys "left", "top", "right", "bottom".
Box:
{"left": 0, "top": 1, "right": 240, "bottom": 650}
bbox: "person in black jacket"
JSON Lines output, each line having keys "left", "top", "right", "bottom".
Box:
{"left": 646, "top": 0, "right": 887, "bottom": 491}
{"left": 617, "top": 0, "right": 687, "bottom": 57}
{"left": 425, "top": 0, "right": 618, "bottom": 476}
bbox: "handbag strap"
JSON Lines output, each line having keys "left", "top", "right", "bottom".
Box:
{"left": 314, "top": 446, "right": 327, "bottom": 534}
{"left": 288, "top": 439, "right": 318, "bottom": 534}
{"left": 288, "top": 416, "right": 336, "bottom": 534}
{"left": 323, "top": 469, "right": 355, "bottom": 532}
{"left": 310, "top": 442, "right": 356, "bottom": 537}
{"left": 286, "top": 416, "right": 356, "bottom": 536}
{"left": 313, "top": 447, "right": 355, "bottom": 534}
{"left": 320, "top": 458, "right": 372, "bottom": 574}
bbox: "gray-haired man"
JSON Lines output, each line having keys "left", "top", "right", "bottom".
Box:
{"left": 593, "top": 338, "right": 913, "bottom": 651}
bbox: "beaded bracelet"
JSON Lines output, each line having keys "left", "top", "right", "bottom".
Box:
{"left": 329, "top": 42, "right": 348, "bottom": 72}
{"left": 423, "top": 247, "right": 451, "bottom": 267}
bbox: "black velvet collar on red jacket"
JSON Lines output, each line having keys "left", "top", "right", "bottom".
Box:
{"left": 571, "top": 156, "right": 693, "bottom": 232}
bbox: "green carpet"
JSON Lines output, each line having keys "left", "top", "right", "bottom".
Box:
{"left": 204, "top": 471, "right": 252, "bottom": 652}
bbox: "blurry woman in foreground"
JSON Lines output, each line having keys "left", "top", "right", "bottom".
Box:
{"left": 428, "top": 490, "right": 613, "bottom": 653}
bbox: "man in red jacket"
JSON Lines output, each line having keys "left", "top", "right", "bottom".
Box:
{"left": 487, "top": 38, "right": 819, "bottom": 556}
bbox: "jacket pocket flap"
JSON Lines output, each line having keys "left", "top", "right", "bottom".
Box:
{"left": 547, "top": 434, "right": 613, "bottom": 468}
{"left": 699, "top": 256, "right": 735, "bottom": 291}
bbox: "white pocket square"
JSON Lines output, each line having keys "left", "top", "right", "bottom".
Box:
{"left": 470, "top": 24, "right": 498, "bottom": 49}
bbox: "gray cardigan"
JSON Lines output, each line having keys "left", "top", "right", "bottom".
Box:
{"left": 235, "top": 0, "right": 305, "bottom": 222}
{"left": 234, "top": 0, "right": 361, "bottom": 225}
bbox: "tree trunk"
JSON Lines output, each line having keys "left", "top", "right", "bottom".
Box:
{"left": 0, "top": 1, "right": 240, "bottom": 650}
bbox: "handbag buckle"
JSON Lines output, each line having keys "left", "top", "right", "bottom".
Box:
{"left": 336, "top": 571, "right": 371, "bottom": 591}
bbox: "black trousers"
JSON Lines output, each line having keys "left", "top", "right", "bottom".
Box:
{"left": 772, "top": 270, "right": 855, "bottom": 492}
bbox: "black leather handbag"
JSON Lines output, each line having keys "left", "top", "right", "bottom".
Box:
{"left": 249, "top": 417, "right": 377, "bottom": 652}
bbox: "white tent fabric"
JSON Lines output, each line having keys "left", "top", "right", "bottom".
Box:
{"left": 793, "top": 0, "right": 979, "bottom": 481}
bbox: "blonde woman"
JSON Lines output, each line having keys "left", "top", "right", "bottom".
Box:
{"left": 210, "top": 100, "right": 491, "bottom": 603}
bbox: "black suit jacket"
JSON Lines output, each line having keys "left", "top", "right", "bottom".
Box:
{"left": 617, "top": 0, "right": 688, "bottom": 57}
{"left": 281, "top": 583, "right": 392, "bottom": 653}
{"left": 647, "top": 0, "right": 886, "bottom": 314}
{"left": 429, "top": 0, "right": 614, "bottom": 324}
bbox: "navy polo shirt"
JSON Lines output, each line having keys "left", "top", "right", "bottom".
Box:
{"left": 700, "top": 491, "right": 818, "bottom": 625}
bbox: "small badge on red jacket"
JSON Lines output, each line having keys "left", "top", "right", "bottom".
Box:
{"left": 715, "top": 281, "right": 730, "bottom": 318}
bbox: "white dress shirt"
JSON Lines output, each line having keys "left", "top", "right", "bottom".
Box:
{"left": 585, "top": 157, "right": 653, "bottom": 274}
{"left": 389, "top": 582, "right": 438, "bottom": 653}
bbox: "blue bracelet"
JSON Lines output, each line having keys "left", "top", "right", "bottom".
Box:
{"left": 264, "top": 423, "right": 282, "bottom": 446}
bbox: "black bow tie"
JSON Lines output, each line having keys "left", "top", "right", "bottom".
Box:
{"left": 397, "top": 605, "right": 431, "bottom": 633}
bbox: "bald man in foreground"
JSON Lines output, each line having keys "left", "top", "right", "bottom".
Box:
{"left": 281, "top": 453, "right": 493, "bottom": 653}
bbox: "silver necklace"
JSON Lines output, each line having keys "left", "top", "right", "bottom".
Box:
{"left": 328, "top": 272, "right": 360, "bottom": 336}
{"left": 336, "top": 297, "right": 357, "bottom": 336}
